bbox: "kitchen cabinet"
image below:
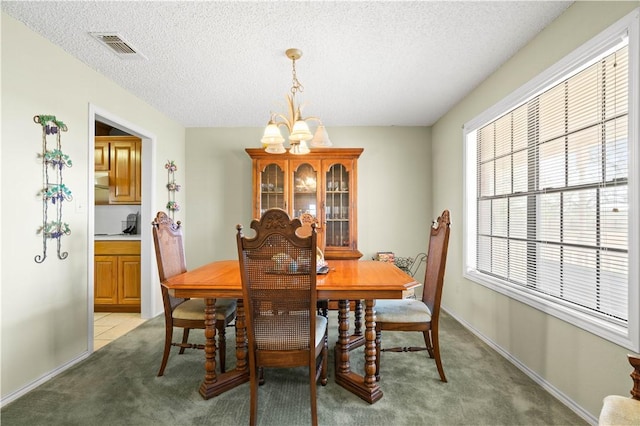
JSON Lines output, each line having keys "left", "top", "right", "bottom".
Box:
{"left": 95, "top": 136, "right": 141, "bottom": 204}
{"left": 95, "top": 141, "right": 109, "bottom": 171}
{"left": 246, "top": 148, "right": 363, "bottom": 260}
{"left": 94, "top": 240, "right": 141, "bottom": 312}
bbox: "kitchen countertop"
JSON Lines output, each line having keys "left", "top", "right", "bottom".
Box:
{"left": 94, "top": 234, "right": 141, "bottom": 241}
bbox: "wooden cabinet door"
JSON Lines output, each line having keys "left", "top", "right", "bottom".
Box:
{"left": 118, "top": 255, "right": 141, "bottom": 305}
{"left": 95, "top": 256, "right": 118, "bottom": 305}
{"left": 95, "top": 141, "right": 110, "bottom": 171}
{"left": 134, "top": 140, "right": 142, "bottom": 202}
{"left": 254, "top": 159, "right": 289, "bottom": 217}
{"left": 322, "top": 157, "right": 361, "bottom": 259}
{"left": 110, "top": 141, "right": 137, "bottom": 203}
{"left": 290, "top": 159, "right": 324, "bottom": 250}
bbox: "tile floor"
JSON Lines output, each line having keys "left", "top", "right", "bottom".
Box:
{"left": 93, "top": 312, "right": 147, "bottom": 351}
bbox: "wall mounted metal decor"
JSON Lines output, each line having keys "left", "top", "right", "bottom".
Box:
{"left": 165, "top": 160, "right": 181, "bottom": 219}
{"left": 34, "top": 114, "right": 71, "bottom": 263}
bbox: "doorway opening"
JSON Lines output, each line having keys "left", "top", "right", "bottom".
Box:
{"left": 88, "top": 105, "right": 158, "bottom": 352}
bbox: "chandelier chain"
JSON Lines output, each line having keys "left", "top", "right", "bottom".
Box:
{"left": 290, "top": 58, "right": 304, "bottom": 95}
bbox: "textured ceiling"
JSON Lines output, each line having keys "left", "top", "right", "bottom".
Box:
{"left": 2, "top": 1, "right": 572, "bottom": 127}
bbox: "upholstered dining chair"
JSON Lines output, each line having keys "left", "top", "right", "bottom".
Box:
{"left": 374, "top": 209, "right": 451, "bottom": 382}
{"left": 236, "top": 208, "right": 328, "bottom": 426}
{"left": 151, "top": 211, "right": 236, "bottom": 377}
{"left": 599, "top": 354, "right": 640, "bottom": 425}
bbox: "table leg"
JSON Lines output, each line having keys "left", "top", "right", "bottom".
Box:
{"left": 234, "top": 298, "right": 248, "bottom": 372}
{"left": 335, "top": 299, "right": 351, "bottom": 374}
{"left": 334, "top": 299, "right": 383, "bottom": 404}
{"left": 198, "top": 298, "right": 249, "bottom": 399}
{"left": 346, "top": 299, "right": 365, "bottom": 349}
{"left": 354, "top": 300, "right": 363, "bottom": 336}
{"left": 363, "top": 299, "right": 378, "bottom": 389}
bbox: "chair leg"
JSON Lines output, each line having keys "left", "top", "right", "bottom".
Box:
{"left": 424, "top": 329, "right": 447, "bottom": 382}
{"left": 423, "top": 329, "right": 435, "bottom": 358}
{"left": 310, "top": 362, "right": 319, "bottom": 426}
{"left": 157, "top": 322, "right": 174, "bottom": 377}
{"left": 375, "top": 329, "right": 382, "bottom": 381}
{"left": 249, "top": 364, "right": 259, "bottom": 426}
{"left": 320, "top": 331, "right": 328, "bottom": 386}
{"left": 217, "top": 320, "right": 226, "bottom": 373}
{"left": 179, "top": 328, "right": 190, "bottom": 354}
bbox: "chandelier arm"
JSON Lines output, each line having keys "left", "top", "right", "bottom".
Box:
{"left": 274, "top": 115, "right": 293, "bottom": 133}
{"left": 299, "top": 115, "right": 321, "bottom": 124}
{"left": 286, "top": 94, "right": 297, "bottom": 122}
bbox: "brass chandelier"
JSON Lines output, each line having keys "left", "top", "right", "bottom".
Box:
{"left": 260, "top": 48, "right": 332, "bottom": 154}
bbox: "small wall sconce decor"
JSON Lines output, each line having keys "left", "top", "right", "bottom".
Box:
{"left": 165, "top": 160, "right": 181, "bottom": 219}
{"left": 34, "top": 114, "right": 71, "bottom": 263}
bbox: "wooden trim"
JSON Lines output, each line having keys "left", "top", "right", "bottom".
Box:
{"left": 246, "top": 147, "right": 363, "bottom": 159}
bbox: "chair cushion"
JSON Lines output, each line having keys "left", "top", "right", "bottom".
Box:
{"left": 599, "top": 395, "right": 640, "bottom": 425}
{"left": 375, "top": 299, "right": 432, "bottom": 323}
{"left": 173, "top": 298, "right": 237, "bottom": 321}
{"left": 316, "top": 315, "right": 328, "bottom": 347}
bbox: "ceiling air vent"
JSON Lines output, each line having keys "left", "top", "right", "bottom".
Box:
{"left": 90, "top": 32, "right": 147, "bottom": 60}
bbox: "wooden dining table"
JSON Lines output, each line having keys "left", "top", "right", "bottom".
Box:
{"left": 162, "top": 259, "right": 420, "bottom": 404}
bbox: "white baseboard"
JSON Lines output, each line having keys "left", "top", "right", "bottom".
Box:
{"left": 442, "top": 306, "right": 598, "bottom": 426}
{"left": 0, "top": 350, "right": 90, "bottom": 408}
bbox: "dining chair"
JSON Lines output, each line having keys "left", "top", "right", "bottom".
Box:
{"left": 236, "top": 208, "right": 328, "bottom": 426}
{"left": 599, "top": 354, "right": 640, "bottom": 425}
{"left": 151, "top": 211, "right": 236, "bottom": 377}
{"left": 374, "top": 209, "right": 451, "bottom": 382}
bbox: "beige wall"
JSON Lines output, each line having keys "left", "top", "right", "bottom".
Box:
{"left": 431, "top": 1, "right": 640, "bottom": 421}
{"left": 184, "top": 126, "right": 432, "bottom": 269}
{"left": 1, "top": 13, "right": 185, "bottom": 400}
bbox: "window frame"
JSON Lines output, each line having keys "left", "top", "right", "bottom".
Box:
{"left": 463, "top": 8, "right": 640, "bottom": 351}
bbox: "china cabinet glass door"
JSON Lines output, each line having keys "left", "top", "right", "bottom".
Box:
{"left": 259, "top": 163, "right": 285, "bottom": 215}
{"left": 325, "top": 164, "right": 350, "bottom": 248}
{"left": 292, "top": 162, "right": 319, "bottom": 218}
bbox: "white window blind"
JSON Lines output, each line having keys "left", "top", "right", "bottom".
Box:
{"left": 463, "top": 9, "right": 639, "bottom": 350}
{"left": 477, "top": 45, "right": 628, "bottom": 323}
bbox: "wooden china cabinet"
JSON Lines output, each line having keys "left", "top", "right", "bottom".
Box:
{"left": 246, "top": 148, "right": 363, "bottom": 260}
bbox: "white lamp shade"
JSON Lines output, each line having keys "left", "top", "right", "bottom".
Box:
{"left": 261, "top": 122, "right": 285, "bottom": 145}
{"left": 265, "top": 143, "right": 286, "bottom": 154}
{"left": 289, "top": 119, "right": 313, "bottom": 141}
{"left": 309, "top": 125, "right": 332, "bottom": 147}
{"left": 290, "top": 140, "right": 310, "bottom": 155}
